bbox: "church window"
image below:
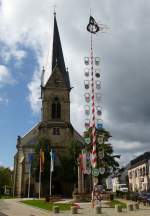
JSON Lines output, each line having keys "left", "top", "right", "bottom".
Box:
{"left": 52, "top": 97, "right": 61, "bottom": 119}
{"left": 53, "top": 127, "right": 60, "bottom": 135}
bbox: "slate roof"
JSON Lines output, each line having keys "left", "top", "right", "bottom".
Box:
{"left": 49, "top": 13, "right": 71, "bottom": 90}
{"left": 130, "top": 152, "right": 150, "bottom": 167}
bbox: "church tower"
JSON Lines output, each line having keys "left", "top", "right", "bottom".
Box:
{"left": 39, "top": 13, "right": 73, "bottom": 150}
{"left": 42, "top": 13, "right": 71, "bottom": 124}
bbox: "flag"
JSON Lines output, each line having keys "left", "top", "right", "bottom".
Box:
{"left": 27, "top": 153, "right": 33, "bottom": 198}
{"left": 40, "top": 149, "right": 44, "bottom": 172}
{"left": 79, "top": 150, "right": 87, "bottom": 173}
{"left": 28, "top": 153, "right": 34, "bottom": 163}
{"left": 50, "top": 149, "right": 54, "bottom": 172}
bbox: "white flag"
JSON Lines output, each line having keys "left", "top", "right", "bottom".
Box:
{"left": 50, "top": 150, "right": 54, "bottom": 172}
{"left": 82, "top": 149, "right": 87, "bottom": 173}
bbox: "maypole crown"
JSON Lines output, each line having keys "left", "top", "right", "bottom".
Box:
{"left": 87, "top": 16, "right": 99, "bottom": 34}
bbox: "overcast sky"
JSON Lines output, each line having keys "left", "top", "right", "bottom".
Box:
{"left": 0, "top": 0, "right": 150, "bottom": 168}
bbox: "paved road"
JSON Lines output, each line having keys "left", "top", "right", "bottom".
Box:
{"left": 0, "top": 198, "right": 150, "bottom": 216}
{"left": 0, "top": 199, "right": 49, "bottom": 216}
{"left": 0, "top": 213, "right": 8, "bottom": 216}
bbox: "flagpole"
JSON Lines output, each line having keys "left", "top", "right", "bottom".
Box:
{"left": 49, "top": 150, "right": 52, "bottom": 196}
{"left": 49, "top": 162, "right": 52, "bottom": 196}
{"left": 39, "top": 150, "right": 41, "bottom": 199}
{"left": 28, "top": 163, "right": 31, "bottom": 198}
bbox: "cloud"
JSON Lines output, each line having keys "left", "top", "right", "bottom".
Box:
{"left": 27, "top": 69, "right": 41, "bottom": 114}
{"left": 0, "top": 96, "right": 8, "bottom": 105}
{"left": 70, "top": 100, "right": 84, "bottom": 135}
{"left": 112, "top": 140, "right": 142, "bottom": 151}
{"left": 0, "top": 46, "right": 26, "bottom": 64}
{"left": 0, "top": 65, "right": 15, "bottom": 86}
{"left": 1, "top": 0, "right": 150, "bottom": 166}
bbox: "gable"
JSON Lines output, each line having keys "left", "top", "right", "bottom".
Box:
{"left": 21, "top": 123, "right": 39, "bottom": 147}
{"left": 45, "top": 65, "right": 68, "bottom": 89}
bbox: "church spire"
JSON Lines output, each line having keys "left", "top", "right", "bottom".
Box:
{"left": 51, "top": 13, "right": 71, "bottom": 89}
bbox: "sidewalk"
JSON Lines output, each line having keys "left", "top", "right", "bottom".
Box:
{"left": 0, "top": 198, "right": 150, "bottom": 216}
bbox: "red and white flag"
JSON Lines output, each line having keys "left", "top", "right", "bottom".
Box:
{"left": 40, "top": 149, "right": 45, "bottom": 172}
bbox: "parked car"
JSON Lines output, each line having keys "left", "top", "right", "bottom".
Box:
{"left": 146, "top": 194, "right": 150, "bottom": 205}
{"left": 137, "top": 192, "right": 150, "bottom": 204}
{"left": 117, "top": 184, "right": 128, "bottom": 192}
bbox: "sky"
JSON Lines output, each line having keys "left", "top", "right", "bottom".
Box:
{"left": 0, "top": 0, "right": 150, "bottom": 168}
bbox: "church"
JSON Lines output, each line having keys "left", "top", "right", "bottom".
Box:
{"left": 13, "top": 13, "right": 83, "bottom": 197}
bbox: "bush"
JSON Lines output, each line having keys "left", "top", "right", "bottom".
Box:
{"left": 125, "top": 192, "right": 130, "bottom": 200}
{"left": 130, "top": 193, "right": 138, "bottom": 202}
{"left": 110, "top": 194, "right": 114, "bottom": 200}
{"left": 45, "top": 196, "right": 50, "bottom": 202}
{"left": 116, "top": 191, "right": 124, "bottom": 198}
{"left": 116, "top": 190, "right": 119, "bottom": 198}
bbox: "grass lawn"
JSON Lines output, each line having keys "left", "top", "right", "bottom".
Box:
{"left": 21, "top": 200, "right": 72, "bottom": 211}
{"left": 108, "top": 200, "right": 127, "bottom": 208}
{"left": 0, "top": 195, "right": 14, "bottom": 199}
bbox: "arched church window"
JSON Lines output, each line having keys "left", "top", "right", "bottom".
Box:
{"left": 52, "top": 97, "right": 61, "bottom": 119}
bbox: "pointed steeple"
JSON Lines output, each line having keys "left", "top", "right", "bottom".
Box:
{"left": 51, "top": 13, "right": 71, "bottom": 89}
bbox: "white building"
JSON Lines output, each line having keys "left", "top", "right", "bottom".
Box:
{"left": 106, "top": 166, "right": 129, "bottom": 192}
{"left": 128, "top": 152, "right": 150, "bottom": 192}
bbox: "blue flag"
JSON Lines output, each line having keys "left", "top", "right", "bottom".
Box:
{"left": 28, "top": 153, "right": 34, "bottom": 163}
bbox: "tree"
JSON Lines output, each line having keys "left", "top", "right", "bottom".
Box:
{"left": 31, "top": 136, "right": 57, "bottom": 195}
{"left": 0, "top": 167, "right": 13, "bottom": 194}
{"left": 60, "top": 139, "right": 82, "bottom": 184}
{"left": 31, "top": 136, "right": 51, "bottom": 182}
{"left": 31, "top": 136, "right": 82, "bottom": 195}
{"left": 84, "top": 127, "right": 120, "bottom": 185}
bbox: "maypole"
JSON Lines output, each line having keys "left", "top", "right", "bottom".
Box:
{"left": 84, "top": 15, "right": 108, "bottom": 207}
{"left": 90, "top": 25, "right": 97, "bottom": 169}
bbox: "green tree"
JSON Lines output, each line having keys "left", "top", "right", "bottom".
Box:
{"left": 32, "top": 136, "right": 51, "bottom": 182}
{"left": 0, "top": 167, "right": 13, "bottom": 194}
{"left": 30, "top": 136, "right": 52, "bottom": 195}
{"left": 31, "top": 137, "right": 82, "bottom": 195}
{"left": 84, "top": 127, "right": 120, "bottom": 185}
{"left": 60, "top": 139, "right": 82, "bottom": 184}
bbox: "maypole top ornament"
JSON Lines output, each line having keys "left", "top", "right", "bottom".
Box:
{"left": 87, "top": 16, "right": 100, "bottom": 34}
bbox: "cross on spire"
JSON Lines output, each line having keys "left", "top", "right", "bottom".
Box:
{"left": 53, "top": 4, "right": 56, "bottom": 16}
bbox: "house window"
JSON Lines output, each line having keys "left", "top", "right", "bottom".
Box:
{"left": 143, "top": 167, "right": 146, "bottom": 176}
{"left": 53, "top": 128, "right": 60, "bottom": 135}
{"left": 52, "top": 97, "right": 61, "bottom": 119}
{"left": 140, "top": 168, "right": 142, "bottom": 176}
{"left": 129, "top": 171, "right": 132, "bottom": 178}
